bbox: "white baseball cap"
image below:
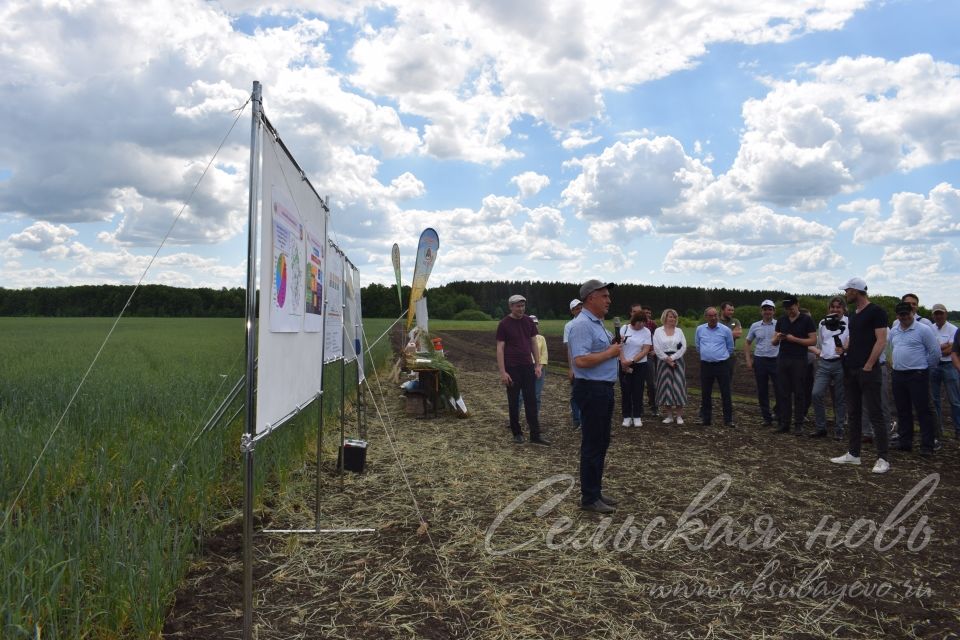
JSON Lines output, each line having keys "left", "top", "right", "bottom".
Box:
{"left": 569, "top": 298, "right": 582, "bottom": 310}
{"left": 841, "top": 277, "right": 867, "bottom": 292}
{"left": 760, "top": 299, "right": 775, "bottom": 308}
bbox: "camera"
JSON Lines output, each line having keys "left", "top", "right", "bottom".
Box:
{"left": 822, "top": 313, "right": 846, "bottom": 350}
{"left": 822, "top": 313, "right": 845, "bottom": 332}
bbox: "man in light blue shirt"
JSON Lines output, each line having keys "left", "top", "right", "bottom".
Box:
{"left": 568, "top": 280, "right": 622, "bottom": 514}
{"left": 889, "top": 301, "right": 940, "bottom": 456}
{"left": 744, "top": 300, "right": 780, "bottom": 426}
{"left": 695, "top": 307, "right": 735, "bottom": 427}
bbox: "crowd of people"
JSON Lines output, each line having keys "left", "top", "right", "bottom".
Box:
{"left": 495, "top": 278, "right": 960, "bottom": 513}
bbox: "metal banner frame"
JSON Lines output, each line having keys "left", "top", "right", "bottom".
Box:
{"left": 241, "top": 82, "right": 372, "bottom": 640}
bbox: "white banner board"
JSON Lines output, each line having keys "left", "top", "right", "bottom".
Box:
{"left": 323, "top": 246, "right": 344, "bottom": 362}
{"left": 255, "top": 131, "right": 326, "bottom": 434}
{"left": 352, "top": 266, "right": 365, "bottom": 383}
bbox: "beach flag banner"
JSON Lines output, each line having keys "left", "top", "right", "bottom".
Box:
{"left": 406, "top": 228, "right": 439, "bottom": 332}
{"left": 391, "top": 242, "right": 402, "bottom": 309}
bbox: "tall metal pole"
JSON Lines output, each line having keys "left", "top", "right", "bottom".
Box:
{"left": 242, "top": 80, "right": 262, "bottom": 640}
{"left": 315, "top": 212, "right": 329, "bottom": 530}
{"left": 339, "top": 252, "right": 346, "bottom": 490}
{"left": 355, "top": 314, "right": 364, "bottom": 440}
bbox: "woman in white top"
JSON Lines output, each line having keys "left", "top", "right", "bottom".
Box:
{"left": 653, "top": 308, "right": 688, "bottom": 423}
{"left": 619, "top": 309, "right": 652, "bottom": 427}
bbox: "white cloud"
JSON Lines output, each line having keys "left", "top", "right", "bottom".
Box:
{"left": 510, "top": 172, "right": 550, "bottom": 199}
{"left": 347, "top": 0, "right": 868, "bottom": 163}
{"left": 853, "top": 182, "right": 960, "bottom": 245}
{"left": 562, "top": 136, "right": 714, "bottom": 222}
{"left": 727, "top": 54, "right": 960, "bottom": 207}
{"left": 8, "top": 221, "right": 79, "bottom": 251}
{"left": 786, "top": 244, "right": 847, "bottom": 271}
{"left": 698, "top": 207, "right": 834, "bottom": 244}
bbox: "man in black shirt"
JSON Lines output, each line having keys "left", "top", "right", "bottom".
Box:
{"left": 772, "top": 297, "right": 816, "bottom": 434}
{"left": 831, "top": 277, "right": 890, "bottom": 474}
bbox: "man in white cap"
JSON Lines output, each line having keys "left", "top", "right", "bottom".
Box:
{"left": 568, "top": 279, "right": 621, "bottom": 513}
{"left": 563, "top": 298, "right": 584, "bottom": 429}
{"left": 496, "top": 294, "right": 549, "bottom": 445}
{"left": 744, "top": 300, "right": 780, "bottom": 426}
{"left": 831, "top": 277, "right": 890, "bottom": 473}
{"left": 930, "top": 303, "right": 960, "bottom": 438}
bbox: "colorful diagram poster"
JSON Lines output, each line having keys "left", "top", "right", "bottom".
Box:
{"left": 324, "top": 247, "right": 344, "bottom": 361}
{"left": 269, "top": 186, "right": 304, "bottom": 333}
{"left": 304, "top": 230, "right": 324, "bottom": 332}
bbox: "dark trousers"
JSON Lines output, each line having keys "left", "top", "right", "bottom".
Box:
{"left": 777, "top": 357, "right": 808, "bottom": 431}
{"left": 699, "top": 359, "right": 732, "bottom": 424}
{"left": 620, "top": 363, "right": 647, "bottom": 419}
{"left": 753, "top": 356, "right": 779, "bottom": 423}
{"left": 845, "top": 366, "right": 889, "bottom": 458}
{"left": 574, "top": 380, "right": 614, "bottom": 505}
{"left": 505, "top": 364, "right": 540, "bottom": 438}
{"left": 645, "top": 355, "right": 657, "bottom": 410}
{"left": 893, "top": 369, "right": 936, "bottom": 452}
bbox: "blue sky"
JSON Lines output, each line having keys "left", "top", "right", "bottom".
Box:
{"left": 1, "top": 0, "right": 958, "bottom": 308}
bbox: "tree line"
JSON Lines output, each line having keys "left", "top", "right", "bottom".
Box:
{"left": 1, "top": 281, "right": 949, "bottom": 325}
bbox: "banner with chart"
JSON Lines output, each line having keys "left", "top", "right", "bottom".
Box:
{"left": 269, "top": 187, "right": 303, "bottom": 333}
{"left": 304, "top": 229, "right": 324, "bottom": 332}
{"left": 255, "top": 131, "right": 326, "bottom": 434}
{"left": 323, "top": 246, "right": 344, "bottom": 362}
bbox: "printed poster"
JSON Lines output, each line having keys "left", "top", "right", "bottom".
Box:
{"left": 324, "top": 247, "right": 344, "bottom": 361}
{"left": 304, "top": 230, "right": 324, "bottom": 332}
{"left": 270, "top": 186, "right": 304, "bottom": 333}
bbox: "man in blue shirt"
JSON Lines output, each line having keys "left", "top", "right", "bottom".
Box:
{"left": 695, "top": 307, "right": 735, "bottom": 427}
{"left": 889, "top": 301, "right": 941, "bottom": 456}
{"left": 568, "top": 279, "right": 622, "bottom": 514}
{"left": 745, "top": 300, "right": 780, "bottom": 426}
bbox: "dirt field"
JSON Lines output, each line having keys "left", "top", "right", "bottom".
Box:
{"left": 165, "top": 329, "right": 960, "bottom": 639}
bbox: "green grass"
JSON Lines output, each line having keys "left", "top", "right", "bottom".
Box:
{"left": 0, "top": 317, "right": 394, "bottom": 639}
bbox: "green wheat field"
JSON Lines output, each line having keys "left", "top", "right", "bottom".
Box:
{"left": 0, "top": 317, "right": 394, "bottom": 639}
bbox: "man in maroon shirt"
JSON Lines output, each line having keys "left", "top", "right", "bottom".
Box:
{"left": 497, "top": 294, "right": 549, "bottom": 445}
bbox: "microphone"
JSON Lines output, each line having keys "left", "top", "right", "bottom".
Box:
{"left": 612, "top": 316, "right": 621, "bottom": 344}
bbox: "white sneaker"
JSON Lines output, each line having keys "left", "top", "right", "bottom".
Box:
{"left": 633, "top": 417, "right": 643, "bottom": 427}
{"left": 676, "top": 416, "right": 684, "bottom": 425}
{"left": 872, "top": 458, "right": 890, "bottom": 474}
{"left": 622, "top": 418, "right": 632, "bottom": 427}
{"left": 830, "top": 452, "right": 861, "bottom": 465}
{"left": 662, "top": 415, "right": 674, "bottom": 424}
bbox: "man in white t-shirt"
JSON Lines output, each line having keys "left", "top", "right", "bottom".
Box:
{"left": 563, "top": 298, "right": 583, "bottom": 429}
{"left": 809, "top": 297, "right": 849, "bottom": 439}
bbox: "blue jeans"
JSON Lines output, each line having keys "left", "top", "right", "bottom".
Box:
{"left": 930, "top": 361, "right": 960, "bottom": 434}
{"left": 573, "top": 379, "right": 614, "bottom": 505}
{"left": 753, "top": 356, "right": 778, "bottom": 423}
{"left": 893, "top": 369, "right": 936, "bottom": 452}
{"left": 517, "top": 371, "right": 546, "bottom": 416}
{"left": 812, "top": 358, "right": 845, "bottom": 435}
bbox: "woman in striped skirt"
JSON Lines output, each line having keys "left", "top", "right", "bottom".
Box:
{"left": 653, "top": 308, "right": 688, "bottom": 424}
